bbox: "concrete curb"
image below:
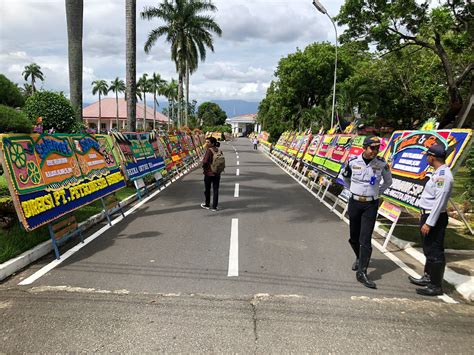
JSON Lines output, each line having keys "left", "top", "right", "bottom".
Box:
{"left": 262, "top": 148, "right": 474, "bottom": 302}
{"left": 0, "top": 163, "right": 198, "bottom": 282}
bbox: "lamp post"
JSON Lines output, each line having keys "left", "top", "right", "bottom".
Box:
{"left": 312, "top": 0, "right": 338, "bottom": 129}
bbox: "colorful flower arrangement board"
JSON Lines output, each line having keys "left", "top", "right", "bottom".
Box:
{"left": 168, "top": 134, "right": 184, "bottom": 165}
{"left": 274, "top": 131, "right": 290, "bottom": 152}
{"left": 302, "top": 135, "right": 323, "bottom": 167}
{"left": 159, "top": 135, "right": 176, "bottom": 171}
{"left": 0, "top": 133, "right": 126, "bottom": 231}
{"left": 311, "top": 134, "right": 354, "bottom": 179}
{"left": 381, "top": 129, "right": 473, "bottom": 211}
{"left": 296, "top": 134, "right": 312, "bottom": 159}
{"left": 112, "top": 132, "right": 165, "bottom": 182}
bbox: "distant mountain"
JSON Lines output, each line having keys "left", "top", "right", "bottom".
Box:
{"left": 210, "top": 100, "right": 259, "bottom": 117}
{"left": 84, "top": 99, "right": 260, "bottom": 117}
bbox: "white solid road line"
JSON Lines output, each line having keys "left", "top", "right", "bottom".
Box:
{"left": 236, "top": 169, "right": 240, "bottom": 176}
{"left": 19, "top": 179, "right": 177, "bottom": 286}
{"left": 264, "top": 153, "right": 458, "bottom": 304}
{"left": 234, "top": 183, "right": 240, "bottom": 197}
{"left": 228, "top": 218, "right": 239, "bottom": 277}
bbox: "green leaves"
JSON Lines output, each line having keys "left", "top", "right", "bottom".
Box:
{"left": 197, "top": 102, "right": 227, "bottom": 126}
{"left": 0, "top": 104, "right": 32, "bottom": 133}
{"left": 23, "top": 91, "right": 77, "bottom": 133}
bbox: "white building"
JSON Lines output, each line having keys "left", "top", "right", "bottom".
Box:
{"left": 226, "top": 114, "right": 259, "bottom": 137}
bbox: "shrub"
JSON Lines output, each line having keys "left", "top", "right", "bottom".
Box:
{"left": 23, "top": 91, "right": 78, "bottom": 133}
{"left": 0, "top": 104, "right": 32, "bottom": 133}
{"left": 0, "top": 74, "right": 25, "bottom": 108}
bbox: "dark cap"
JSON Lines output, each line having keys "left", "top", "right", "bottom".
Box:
{"left": 426, "top": 144, "right": 447, "bottom": 158}
{"left": 363, "top": 136, "right": 381, "bottom": 147}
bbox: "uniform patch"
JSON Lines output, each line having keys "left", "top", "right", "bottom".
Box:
{"left": 435, "top": 178, "right": 445, "bottom": 188}
{"left": 352, "top": 166, "right": 363, "bottom": 171}
{"left": 439, "top": 170, "right": 445, "bottom": 176}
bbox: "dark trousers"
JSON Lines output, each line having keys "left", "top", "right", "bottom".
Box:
{"left": 253, "top": 144, "right": 258, "bottom": 150}
{"left": 348, "top": 198, "right": 378, "bottom": 255}
{"left": 204, "top": 175, "right": 221, "bottom": 208}
{"left": 420, "top": 212, "right": 448, "bottom": 264}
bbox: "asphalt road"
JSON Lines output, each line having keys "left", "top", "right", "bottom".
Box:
{"left": 1, "top": 138, "right": 473, "bottom": 353}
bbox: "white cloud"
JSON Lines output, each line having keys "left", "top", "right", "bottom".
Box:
{"left": 0, "top": 0, "right": 344, "bottom": 102}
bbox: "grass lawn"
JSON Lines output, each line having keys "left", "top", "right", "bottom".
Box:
{"left": 0, "top": 186, "right": 137, "bottom": 264}
{"left": 380, "top": 224, "right": 474, "bottom": 250}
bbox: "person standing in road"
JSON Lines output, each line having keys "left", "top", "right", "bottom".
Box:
{"left": 201, "top": 137, "right": 224, "bottom": 212}
{"left": 408, "top": 144, "right": 453, "bottom": 296}
{"left": 341, "top": 136, "right": 392, "bottom": 289}
{"left": 253, "top": 137, "right": 258, "bottom": 150}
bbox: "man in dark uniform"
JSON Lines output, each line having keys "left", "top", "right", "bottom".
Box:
{"left": 341, "top": 136, "right": 392, "bottom": 289}
{"left": 409, "top": 144, "right": 453, "bottom": 296}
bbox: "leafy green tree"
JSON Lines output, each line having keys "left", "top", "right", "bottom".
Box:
{"left": 23, "top": 91, "right": 77, "bottom": 133}
{"left": 197, "top": 102, "right": 227, "bottom": 126}
{"left": 141, "top": 0, "right": 222, "bottom": 127}
{"left": 0, "top": 74, "right": 25, "bottom": 108}
{"left": 0, "top": 105, "right": 32, "bottom": 133}
{"left": 257, "top": 42, "right": 354, "bottom": 134}
{"left": 336, "top": 0, "right": 474, "bottom": 128}
{"left": 108, "top": 77, "right": 126, "bottom": 130}
{"left": 22, "top": 63, "right": 44, "bottom": 93}
{"left": 91, "top": 79, "right": 109, "bottom": 132}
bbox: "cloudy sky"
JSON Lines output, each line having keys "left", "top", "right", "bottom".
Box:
{"left": 0, "top": 0, "right": 345, "bottom": 104}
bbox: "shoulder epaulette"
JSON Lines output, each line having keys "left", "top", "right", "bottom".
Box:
{"left": 376, "top": 156, "right": 386, "bottom": 162}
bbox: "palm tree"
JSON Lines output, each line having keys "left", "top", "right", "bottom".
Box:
{"left": 141, "top": 0, "right": 222, "bottom": 127}
{"left": 126, "top": 0, "right": 137, "bottom": 132}
{"left": 162, "top": 79, "right": 179, "bottom": 128}
{"left": 150, "top": 72, "right": 166, "bottom": 129}
{"left": 22, "top": 63, "right": 44, "bottom": 93}
{"left": 137, "top": 73, "right": 151, "bottom": 131}
{"left": 65, "top": 0, "right": 83, "bottom": 120}
{"left": 91, "top": 80, "right": 109, "bottom": 132}
{"left": 109, "top": 77, "right": 126, "bottom": 131}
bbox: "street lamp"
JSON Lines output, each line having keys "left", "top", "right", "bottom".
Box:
{"left": 312, "top": 0, "right": 338, "bottom": 129}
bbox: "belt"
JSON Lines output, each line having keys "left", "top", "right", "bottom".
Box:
{"left": 351, "top": 195, "right": 376, "bottom": 202}
{"left": 420, "top": 209, "right": 431, "bottom": 215}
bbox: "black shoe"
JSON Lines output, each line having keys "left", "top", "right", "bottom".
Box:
{"left": 416, "top": 285, "right": 443, "bottom": 296}
{"left": 356, "top": 271, "right": 377, "bottom": 289}
{"left": 352, "top": 259, "right": 359, "bottom": 271}
{"left": 200, "top": 203, "right": 210, "bottom": 210}
{"left": 210, "top": 207, "right": 219, "bottom": 212}
{"left": 409, "top": 273, "right": 430, "bottom": 286}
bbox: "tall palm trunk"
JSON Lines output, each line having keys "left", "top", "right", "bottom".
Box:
{"left": 126, "top": 0, "right": 137, "bottom": 132}
{"left": 153, "top": 91, "right": 157, "bottom": 130}
{"left": 185, "top": 63, "right": 190, "bottom": 127}
{"left": 168, "top": 99, "right": 171, "bottom": 129}
{"left": 65, "top": 0, "right": 83, "bottom": 120}
{"left": 115, "top": 91, "right": 119, "bottom": 130}
{"left": 143, "top": 92, "right": 147, "bottom": 131}
{"left": 98, "top": 93, "right": 102, "bottom": 132}
{"left": 178, "top": 73, "right": 183, "bottom": 128}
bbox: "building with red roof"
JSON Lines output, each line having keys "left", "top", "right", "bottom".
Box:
{"left": 82, "top": 98, "right": 169, "bottom": 132}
